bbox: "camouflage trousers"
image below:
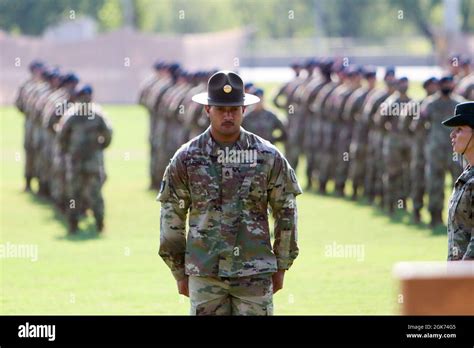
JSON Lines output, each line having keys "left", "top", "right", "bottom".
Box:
{"left": 365, "top": 129, "right": 384, "bottom": 200}
{"left": 304, "top": 114, "right": 322, "bottom": 186}
{"left": 382, "top": 134, "right": 411, "bottom": 211}
{"left": 285, "top": 111, "right": 306, "bottom": 171}
{"left": 334, "top": 122, "right": 353, "bottom": 190}
{"left": 410, "top": 137, "right": 425, "bottom": 211}
{"left": 66, "top": 168, "right": 105, "bottom": 223}
{"left": 50, "top": 143, "right": 66, "bottom": 207}
{"left": 318, "top": 120, "right": 337, "bottom": 185}
{"left": 23, "top": 119, "right": 35, "bottom": 178}
{"left": 189, "top": 273, "right": 273, "bottom": 316}
{"left": 348, "top": 122, "right": 369, "bottom": 193}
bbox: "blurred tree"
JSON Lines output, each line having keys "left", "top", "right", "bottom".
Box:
{"left": 97, "top": 0, "right": 123, "bottom": 30}
{"left": 0, "top": 0, "right": 472, "bottom": 37}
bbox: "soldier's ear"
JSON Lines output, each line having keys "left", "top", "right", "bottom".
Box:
{"left": 204, "top": 105, "right": 211, "bottom": 114}
{"left": 242, "top": 106, "right": 246, "bottom": 113}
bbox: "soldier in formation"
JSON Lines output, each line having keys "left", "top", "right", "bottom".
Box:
{"left": 272, "top": 57, "right": 472, "bottom": 227}
{"left": 15, "top": 61, "right": 113, "bottom": 234}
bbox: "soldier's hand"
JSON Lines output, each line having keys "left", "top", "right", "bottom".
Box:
{"left": 272, "top": 269, "right": 286, "bottom": 294}
{"left": 177, "top": 276, "right": 189, "bottom": 297}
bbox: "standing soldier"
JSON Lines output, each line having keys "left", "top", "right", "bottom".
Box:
{"left": 241, "top": 88, "right": 287, "bottom": 144}
{"left": 149, "top": 63, "right": 180, "bottom": 190}
{"left": 317, "top": 65, "right": 351, "bottom": 194}
{"left": 31, "top": 69, "right": 62, "bottom": 197}
{"left": 160, "top": 70, "right": 196, "bottom": 178}
{"left": 44, "top": 73, "right": 80, "bottom": 212}
{"left": 378, "top": 77, "right": 412, "bottom": 214}
{"left": 15, "top": 60, "right": 44, "bottom": 192}
{"left": 333, "top": 66, "right": 363, "bottom": 196}
{"left": 58, "top": 86, "right": 113, "bottom": 233}
{"left": 347, "top": 67, "right": 377, "bottom": 200}
{"left": 311, "top": 63, "right": 345, "bottom": 194}
{"left": 302, "top": 59, "right": 333, "bottom": 190}
{"left": 441, "top": 102, "right": 474, "bottom": 260}
{"left": 409, "top": 77, "right": 439, "bottom": 223}
{"left": 273, "top": 61, "right": 306, "bottom": 169}
{"left": 364, "top": 67, "right": 397, "bottom": 203}
{"left": 419, "top": 76, "right": 465, "bottom": 227}
{"left": 152, "top": 64, "right": 183, "bottom": 188}
{"left": 284, "top": 59, "right": 318, "bottom": 170}
{"left": 158, "top": 71, "right": 301, "bottom": 315}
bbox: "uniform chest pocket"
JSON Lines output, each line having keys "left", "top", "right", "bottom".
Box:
{"left": 188, "top": 164, "right": 219, "bottom": 210}
{"left": 244, "top": 173, "right": 268, "bottom": 211}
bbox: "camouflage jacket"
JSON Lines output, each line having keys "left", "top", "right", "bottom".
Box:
{"left": 242, "top": 108, "right": 286, "bottom": 144}
{"left": 158, "top": 127, "right": 302, "bottom": 280}
{"left": 447, "top": 165, "right": 474, "bottom": 260}
{"left": 58, "top": 103, "right": 113, "bottom": 173}
{"left": 420, "top": 93, "right": 465, "bottom": 151}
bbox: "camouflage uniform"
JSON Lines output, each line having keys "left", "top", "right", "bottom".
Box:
{"left": 302, "top": 76, "right": 331, "bottom": 189}
{"left": 25, "top": 81, "right": 51, "bottom": 185}
{"left": 379, "top": 93, "right": 412, "bottom": 213}
{"left": 40, "top": 87, "right": 71, "bottom": 201}
{"left": 312, "top": 80, "right": 341, "bottom": 193}
{"left": 318, "top": 80, "right": 353, "bottom": 193}
{"left": 189, "top": 273, "right": 273, "bottom": 315}
{"left": 410, "top": 96, "right": 431, "bottom": 218}
{"left": 144, "top": 74, "right": 173, "bottom": 189}
{"left": 273, "top": 75, "right": 305, "bottom": 169}
{"left": 333, "top": 81, "right": 364, "bottom": 196}
{"left": 149, "top": 76, "right": 175, "bottom": 189}
{"left": 346, "top": 85, "right": 375, "bottom": 199}
{"left": 154, "top": 78, "right": 192, "bottom": 187}
{"left": 58, "top": 103, "right": 113, "bottom": 231}
{"left": 15, "top": 78, "right": 40, "bottom": 186}
{"left": 43, "top": 89, "right": 74, "bottom": 210}
{"left": 420, "top": 93, "right": 465, "bottom": 219}
{"left": 447, "top": 165, "right": 474, "bottom": 260}
{"left": 364, "top": 89, "right": 394, "bottom": 202}
{"left": 241, "top": 108, "right": 286, "bottom": 144}
{"left": 158, "top": 127, "right": 301, "bottom": 315}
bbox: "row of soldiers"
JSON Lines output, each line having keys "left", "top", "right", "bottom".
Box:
{"left": 15, "top": 61, "right": 113, "bottom": 233}
{"left": 273, "top": 56, "right": 473, "bottom": 227}
{"left": 138, "top": 61, "right": 289, "bottom": 192}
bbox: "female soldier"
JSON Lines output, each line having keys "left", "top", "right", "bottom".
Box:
{"left": 442, "top": 101, "right": 474, "bottom": 260}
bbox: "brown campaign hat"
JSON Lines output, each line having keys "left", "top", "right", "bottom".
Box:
{"left": 192, "top": 70, "right": 260, "bottom": 106}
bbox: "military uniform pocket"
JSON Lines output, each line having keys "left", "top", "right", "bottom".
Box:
{"left": 188, "top": 164, "right": 219, "bottom": 210}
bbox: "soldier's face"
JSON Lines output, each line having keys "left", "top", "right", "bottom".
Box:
{"left": 206, "top": 105, "right": 245, "bottom": 137}
{"left": 450, "top": 126, "right": 474, "bottom": 154}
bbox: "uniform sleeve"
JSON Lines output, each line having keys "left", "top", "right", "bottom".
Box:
{"left": 57, "top": 116, "right": 72, "bottom": 154}
{"left": 98, "top": 116, "right": 113, "bottom": 149}
{"left": 270, "top": 112, "right": 287, "bottom": 142}
{"left": 157, "top": 151, "right": 191, "bottom": 280}
{"left": 267, "top": 153, "right": 303, "bottom": 270}
{"left": 462, "top": 182, "right": 474, "bottom": 260}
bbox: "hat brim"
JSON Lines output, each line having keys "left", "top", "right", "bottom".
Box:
{"left": 442, "top": 114, "right": 474, "bottom": 127}
{"left": 191, "top": 92, "right": 260, "bottom": 106}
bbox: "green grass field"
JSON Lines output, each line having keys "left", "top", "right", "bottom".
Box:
{"left": 1, "top": 99, "right": 452, "bottom": 315}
